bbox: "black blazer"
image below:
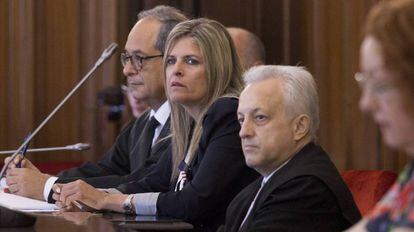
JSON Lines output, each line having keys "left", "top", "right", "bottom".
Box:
{"left": 117, "top": 98, "right": 259, "bottom": 232}
{"left": 48, "top": 110, "right": 171, "bottom": 202}
{"left": 218, "top": 142, "right": 361, "bottom": 232}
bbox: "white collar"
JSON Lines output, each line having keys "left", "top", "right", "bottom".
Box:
{"left": 150, "top": 101, "right": 170, "bottom": 127}
{"left": 262, "top": 158, "right": 291, "bottom": 185}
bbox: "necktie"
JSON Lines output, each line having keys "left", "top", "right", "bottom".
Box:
{"left": 146, "top": 116, "right": 160, "bottom": 149}
{"left": 138, "top": 116, "right": 160, "bottom": 162}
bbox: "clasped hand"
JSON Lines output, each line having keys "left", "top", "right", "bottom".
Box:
{"left": 52, "top": 180, "right": 109, "bottom": 212}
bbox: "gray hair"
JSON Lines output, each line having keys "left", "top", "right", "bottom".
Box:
{"left": 244, "top": 65, "right": 319, "bottom": 140}
{"left": 138, "top": 5, "right": 187, "bottom": 53}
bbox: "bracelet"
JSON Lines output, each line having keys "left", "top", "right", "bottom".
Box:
{"left": 122, "top": 194, "right": 135, "bottom": 214}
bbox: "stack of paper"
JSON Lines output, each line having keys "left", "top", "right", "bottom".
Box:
{"left": 0, "top": 192, "right": 58, "bottom": 212}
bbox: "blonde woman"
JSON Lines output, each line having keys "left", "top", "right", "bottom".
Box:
{"left": 52, "top": 18, "right": 258, "bottom": 232}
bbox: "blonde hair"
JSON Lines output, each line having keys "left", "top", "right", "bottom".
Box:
{"left": 164, "top": 18, "right": 243, "bottom": 181}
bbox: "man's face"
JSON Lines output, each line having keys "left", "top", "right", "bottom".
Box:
{"left": 237, "top": 78, "right": 297, "bottom": 176}
{"left": 123, "top": 18, "right": 165, "bottom": 109}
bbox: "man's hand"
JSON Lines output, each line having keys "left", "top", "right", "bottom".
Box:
{"left": 6, "top": 158, "right": 51, "bottom": 200}
{"left": 4, "top": 155, "right": 40, "bottom": 171}
{"left": 4, "top": 155, "right": 24, "bottom": 170}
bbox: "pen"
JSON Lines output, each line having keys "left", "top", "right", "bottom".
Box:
{"left": 16, "top": 133, "right": 31, "bottom": 168}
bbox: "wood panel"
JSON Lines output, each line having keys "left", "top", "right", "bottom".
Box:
{"left": 0, "top": 0, "right": 9, "bottom": 150}
{"left": 0, "top": 0, "right": 123, "bottom": 164}
{"left": 32, "top": 0, "right": 81, "bottom": 163}
{"left": 2, "top": 0, "right": 36, "bottom": 149}
{"left": 77, "top": 0, "right": 121, "bottom": 161}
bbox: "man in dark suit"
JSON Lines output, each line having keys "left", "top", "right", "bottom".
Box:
{"left": 4, "top": 6, "right": 187, "bottom": 202}
{"left": 218, "top": 65, "right": 361, "bottom": 232}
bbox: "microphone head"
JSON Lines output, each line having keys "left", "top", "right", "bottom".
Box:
{"left": 73, "top": 143, "right": 91, "bottom": 151}
{"left": 101, "top": 43, "right": 118, "bottom": 60}
{"left": 95, "top": 43, "right": 118, "bottom": 67}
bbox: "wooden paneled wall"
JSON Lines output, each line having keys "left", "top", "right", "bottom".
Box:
{"left": 0, "top": 0, "right": 126, "bottom": 164}
{"left": 0, "top": 0, "right": 406, "bottom": 172}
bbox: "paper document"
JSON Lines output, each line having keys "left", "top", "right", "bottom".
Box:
{"left": 0, "top": 177, "right": 8, "bottom": 189}
{"left": 0, "top": 192, "right": 58, "bottom": 212}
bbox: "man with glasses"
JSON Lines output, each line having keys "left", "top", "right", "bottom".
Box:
{"left": 4, "top": 5, "right": 187, "bottom": 202}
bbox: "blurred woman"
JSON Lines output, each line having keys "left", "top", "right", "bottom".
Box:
{"left": 349, "top": 0, "right": 414, "bottom": 231}
{"left": 52, "top": 18, "right": 258, "bottom": 232}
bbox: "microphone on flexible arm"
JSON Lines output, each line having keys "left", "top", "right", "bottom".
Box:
{"left": 0, "top": 143, "right": 90, "bottom": 155}
{"left": 0, "top": 43, "right": 118, "bottom": 179}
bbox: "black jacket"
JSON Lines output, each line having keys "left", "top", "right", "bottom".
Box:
{"left": 218, "top": 142, "right": 361, "bottom": 232}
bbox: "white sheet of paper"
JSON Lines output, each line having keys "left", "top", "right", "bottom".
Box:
{"left": 0, "top": 192, "right": 58, "bottom": 212}
{"left": 0, "top": 177, "right": 8, "bottom": 189}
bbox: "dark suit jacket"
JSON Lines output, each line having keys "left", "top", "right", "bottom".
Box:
{"left": 218, "top": 142, "right": 361, "bottom": 232}
{"left": 47, "top": 110, "right": 171, "bottom": 202}
{"left": 117, "top": 98, "right": 259, "bottom": 232}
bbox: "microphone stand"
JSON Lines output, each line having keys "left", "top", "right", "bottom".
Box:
{"left": 0, "top": 143, "right": 90, "bottom": 155}
{"left": 0, "top": 43, "right": 118, "bottom": 178}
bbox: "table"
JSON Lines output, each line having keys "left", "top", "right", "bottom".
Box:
{"left": 0, "top": 206, "right": 194, "bottom": 231}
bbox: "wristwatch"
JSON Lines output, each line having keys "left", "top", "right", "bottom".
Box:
{"left": 122, "top": 194, "right": 135, "bottom": 214}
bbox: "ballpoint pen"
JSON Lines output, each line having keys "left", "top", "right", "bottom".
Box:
{"left": 16, "top": 133, "right": 31, "bottom": 168}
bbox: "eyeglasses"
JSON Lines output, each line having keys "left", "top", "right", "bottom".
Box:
{"left": 354, "top": 72, "right": 398, "bottom": 97}
{"left": 120, "top": 52, "right": 163, "bottom": 71}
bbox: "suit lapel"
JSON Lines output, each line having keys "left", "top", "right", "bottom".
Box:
{"left": 243, "top": 143, "right": 318, "bottom": 229}
{"left": 242, "top": 166, "right": 294, "bottom": 230}
{"left": 234, "top": 179, "right": 262, "bottom": 232}
{"left": 130, "top": 113, "right": 153, "bottom": 170}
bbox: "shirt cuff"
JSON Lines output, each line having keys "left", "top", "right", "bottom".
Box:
{"left": 99, "top": 188, "right": 122, "bottom": 194}
{"left": 132, "top": 192, "right": 160, "bottom": 215}
{"left": 44, "top": 176, "right": 58, "bottom": 201}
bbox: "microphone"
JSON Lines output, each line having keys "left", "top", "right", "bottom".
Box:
{"left": 0, "top": 43, "right": 118, "bottom": 178}
{"left": 0, "top": 143, "right": 90, "bottom": 155}
{"left": 95, "top": 43, "right": 118, "bottom": 67}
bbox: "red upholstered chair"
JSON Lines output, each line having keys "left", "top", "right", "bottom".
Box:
{"left": 341, "top": 170, "right": 397, "bottom": 216}
{"left": 35, "top": 162, "right": 83, "bottom": 175}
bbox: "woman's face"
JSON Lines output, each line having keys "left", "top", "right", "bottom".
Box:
{"left": 359, "top": 36, "right": 414, "bottom": 154}
{"left": 166, "top": 37, "right": 208, "bottom": 117}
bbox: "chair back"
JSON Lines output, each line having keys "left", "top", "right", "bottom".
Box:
{"left": 341, "top": 170, "right": 397, "bottom": 216}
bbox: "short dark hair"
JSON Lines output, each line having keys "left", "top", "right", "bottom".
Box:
{"left": 138, "top": 5, "right": 188, "bottom": 53}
